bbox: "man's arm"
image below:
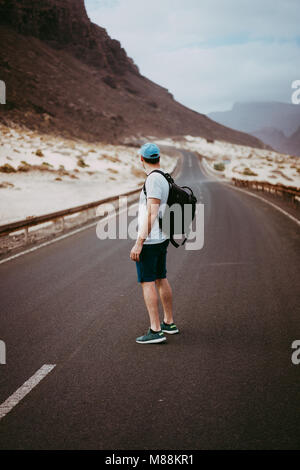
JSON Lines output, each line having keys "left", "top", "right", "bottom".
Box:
{"left": 130, "top": 197, "right": 160, "bottom": 262}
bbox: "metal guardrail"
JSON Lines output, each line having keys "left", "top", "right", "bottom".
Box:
{"left": 199, "top": 155, "right": 300, "bottom": 208}
{"left": 0, "top": 186, "right": 142, "bottom": 242}
{"left": 232, "top": 177, "right": 300, "bottom": 206}
{"left": 0, "top": 156, "right": 182, "bottom": 244}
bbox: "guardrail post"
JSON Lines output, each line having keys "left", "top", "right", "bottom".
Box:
{"left": 229, "top": 177, "right": 299, "bottom": 204}
{"left": 88, "top": 208, "right": 96, "bottom": 218}
{"left": 24, "top": 227, "right": 29, "bottom": 244}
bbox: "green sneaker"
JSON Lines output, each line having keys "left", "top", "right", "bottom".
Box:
{"left": 161, "top": 321, "right": 179, "bottom": 334}
{"left": 136, "top": 328, "right": 166, "bottom": 344}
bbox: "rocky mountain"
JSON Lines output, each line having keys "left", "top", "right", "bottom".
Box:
{"left": 0, "top": 0, "right": 138, "bottom": 76}
{"left": 0, "top": 0, "right": 266, "bottom": 147}
{"left": 209, "top": 102, "right": 300, "bottom": 136}
{"left": 286, "top": 126, "right": 300, "bottom": 155}
{"left": 251, "top": 126, "right": 300, "bottom": 156}
{"left": 209, "top": 102, "right": 300, "bottom": 155}
{"left": 251, "top": 127, "right": 290, "bottom": 154}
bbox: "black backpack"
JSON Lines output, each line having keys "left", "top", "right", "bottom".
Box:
{"left": 143, "top": 170, "right": 197, "bottom": 248}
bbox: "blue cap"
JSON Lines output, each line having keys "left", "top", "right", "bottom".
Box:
{"left": 140, "top": 142, "right": 160, "bottom": 159}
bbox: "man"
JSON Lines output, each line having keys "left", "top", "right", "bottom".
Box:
{"left": 130, "top": 143, "right": 179, "bottom": 344}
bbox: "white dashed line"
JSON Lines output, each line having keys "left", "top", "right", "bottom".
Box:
{"left": 0, "top": 364, "right": 56, "bottom": 420}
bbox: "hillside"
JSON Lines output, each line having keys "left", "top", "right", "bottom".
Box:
{"left": 286, "top": 126, "right": 300, "bottom": 155}
{"left": 251, "top": 127, "right": 290, "bottom": 154}
{"left": 0, "top": 0, "right": 266, "bottom": 147}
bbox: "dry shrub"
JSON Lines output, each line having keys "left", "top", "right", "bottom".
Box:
{"left": 77, "top": 157, "right": 89, "bottom": 168}
{"left": 102, "top": 154, "right": 120, "bottom": 163}
{"left": 58, "top": 168, "right": 69, "bottom": 176}
{"left": 243, "top": 167, "right": 258, "bottom": 176}
{"left": 131, "top": 167, "right": 145, "bottom": 178}
{"left": 18, "top": 164, "right": 30, "bottom": 172}
{"left": 0, "top": 181, "right": 14, "bottom": 188}
{"left": 0, "top": 163, "right": 16, "bottom": 173}
{"left": 214, "top": 162, "right": 225, "bottom": 171}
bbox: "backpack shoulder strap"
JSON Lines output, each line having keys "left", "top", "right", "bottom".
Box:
{"left": 169, "top": 236, "right": 187, "bottom": 248}
{"left": 143, "top": 170, "right": 173, "bottom": 198}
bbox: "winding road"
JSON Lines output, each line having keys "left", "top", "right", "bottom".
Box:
{"left": 0, "top": 151, "right": 299, "bottom": 450}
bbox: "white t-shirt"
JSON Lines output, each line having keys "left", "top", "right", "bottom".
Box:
{"left": 138, "top": 170, "right": 170, "bottom": 245}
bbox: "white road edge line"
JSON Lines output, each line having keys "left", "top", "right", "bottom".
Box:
{"left": 0, "top": 202, "right": 139, "bottom": 265}
{"left": 0, "top": 364, "right": 56, "bottom": 420}
{"left": 198, "top": 158, "right": 300, "bottom": 227}
{"left": 225, "top": 184, "right": 300, "bottom": 227}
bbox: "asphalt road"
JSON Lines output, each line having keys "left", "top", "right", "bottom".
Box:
{"left": 0, "top": 151, "right": 299, "bottom": 450}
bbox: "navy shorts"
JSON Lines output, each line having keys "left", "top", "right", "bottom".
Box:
{"left": 136, "top": 239, "right": 169, "bottom": 283}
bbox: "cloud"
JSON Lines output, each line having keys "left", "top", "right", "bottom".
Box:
{"left": 85, "top": 0, "right": 300, "bottom": 112}
{"left": 149, "top": 41, "right": 300, "bottom": 112}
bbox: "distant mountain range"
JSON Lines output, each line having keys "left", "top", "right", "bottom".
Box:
{"left": 209, "top": 102, "right": 300, "bottom": 156}
{"left": 251, "top": 126, "right": 300, "bottom": 156}
{"left": 0, "top": 0, "right": 265, "bottom": 148}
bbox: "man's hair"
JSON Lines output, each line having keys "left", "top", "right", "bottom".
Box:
{"left": 143, "top": 155, "right": 160, "bottom": 164}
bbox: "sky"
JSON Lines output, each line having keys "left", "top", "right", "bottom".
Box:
{"left": 85, "top": 0, "right": 300, "bottom": 114}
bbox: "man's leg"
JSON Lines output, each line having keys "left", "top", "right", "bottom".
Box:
{"left": 155, "top": 278, "right": 173, "bottom": 324}
{"left": 141, "top": 281, "right": 161, "bottom": 331}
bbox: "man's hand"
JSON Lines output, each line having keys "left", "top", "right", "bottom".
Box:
{"left": 130, "top": 240, "right": 143, "bottom": 262}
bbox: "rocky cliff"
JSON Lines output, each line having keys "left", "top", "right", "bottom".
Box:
{"left": 0, "top": 0, "right": 138, "bottom": 75}
{"left": 0, "top": 0, "right": 267, "bottom": 147}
